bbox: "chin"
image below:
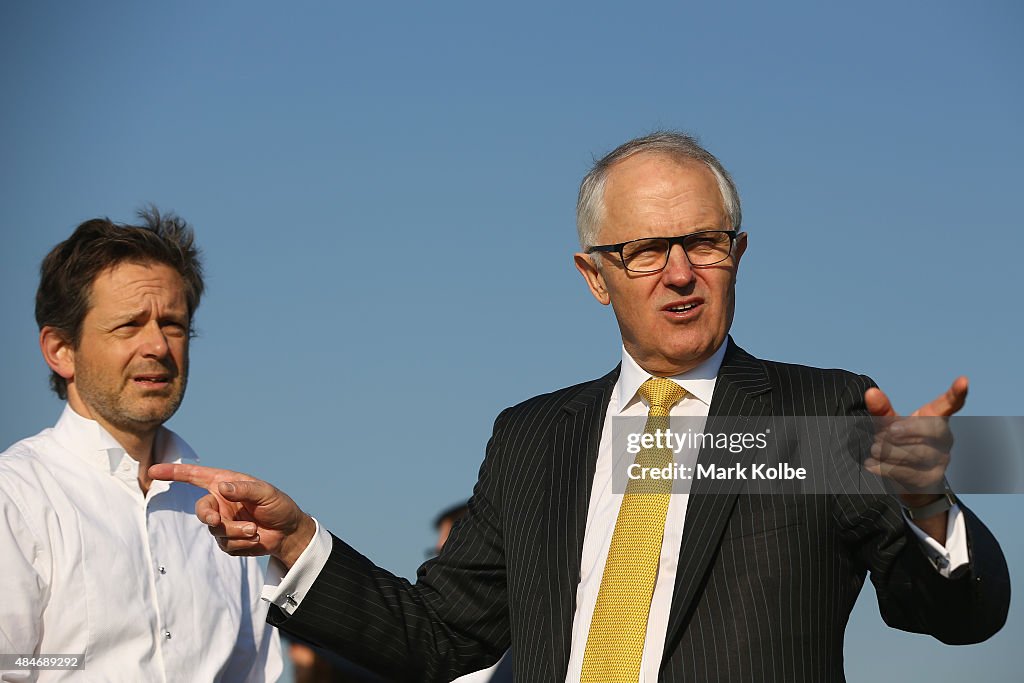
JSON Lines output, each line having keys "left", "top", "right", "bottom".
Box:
{"left": 127, "top": 398, "right": 182, "bottom": 425}
{"left": 660, "top": 340, "right": 719, "bottom": 372}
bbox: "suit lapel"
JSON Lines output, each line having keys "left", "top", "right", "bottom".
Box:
{"left": 544, "top": 366, "right": 618, "bottom": 678}
{"left": 538, "top": 344, "right": 772, "bottom": 675}
{"left": 662, "top": 339, "right": 773, "bottom": 658}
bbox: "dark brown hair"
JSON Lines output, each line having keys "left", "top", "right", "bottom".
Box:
{"left": 35, "top": 206, "right": 205, "bottom": 399}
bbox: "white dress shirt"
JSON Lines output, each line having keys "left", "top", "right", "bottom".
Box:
{"left": 0, "top": 406, "right": 282, "bottom": 682}
{"left": 266, "top": 345, "right": 967, "bottom": 682}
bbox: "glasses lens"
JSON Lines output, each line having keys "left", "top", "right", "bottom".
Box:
{"left": 621, "top": 238, "right": 670, "bottom": 272}
{"left": 684, "top": 231, "right": 733, "bottom": 266}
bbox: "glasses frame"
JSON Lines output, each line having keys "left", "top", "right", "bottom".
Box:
{"left": 585, "top": 229, "right": 741, "bottom": 273}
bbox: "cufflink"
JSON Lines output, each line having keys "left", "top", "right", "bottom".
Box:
{"left": 285, "top": 593, "right": 298, "bottom": 607}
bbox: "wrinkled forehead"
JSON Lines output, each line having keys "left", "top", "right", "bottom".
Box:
{"left": 87, "top": 261, "right": 188, "bottom": 315}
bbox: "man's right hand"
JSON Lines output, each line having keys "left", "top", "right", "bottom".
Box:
{"left": 149, "top": 463, "right": 317, "bottom": 569}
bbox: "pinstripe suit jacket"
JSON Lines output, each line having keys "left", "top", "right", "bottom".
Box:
{"left": 271, "top": 340, "right": 1009, "bottom": 682}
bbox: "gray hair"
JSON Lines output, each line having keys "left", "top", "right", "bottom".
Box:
{"left": 576, "top": 131, "right": 742, "bottom": 250}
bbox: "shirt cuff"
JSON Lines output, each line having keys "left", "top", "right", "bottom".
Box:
{"left": 260, "top": 518, "right": 333, "bottom": 615}
{"left": 903, "top": 503, "right": 968, "bottom": 578}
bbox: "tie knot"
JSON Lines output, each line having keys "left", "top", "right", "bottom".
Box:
{"left": 638, "top": 378, "right": 687, "bottom": 414}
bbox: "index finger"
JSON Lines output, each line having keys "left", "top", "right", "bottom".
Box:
{"left": 911, "top": 376, "right": 969, "bottom": 418}
{"left": 864, "top": 387, "right": 898, "bottom": 418}
{"left": 149, "top": 463, "right": 244, "bottom": 489}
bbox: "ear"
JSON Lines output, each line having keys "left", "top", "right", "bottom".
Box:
{"left": 732, "top": 232, "right": 748, "bottom": 275}
{"left": 40, "top": 326, "right": 76, "bottom": 382}
{"left": 573, "top": 252, "right": 611, "bottom": 305}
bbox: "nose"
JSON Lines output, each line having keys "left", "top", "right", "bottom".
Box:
{"left": 138, "top": 320, "right": 170, "bottom": 358}
{"left": 660, "top": 243, "right": 695, "bottom": 288}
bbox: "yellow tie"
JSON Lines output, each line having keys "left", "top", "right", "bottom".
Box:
{"left": 580, "top": 377, "right": 688, "bottom": 683}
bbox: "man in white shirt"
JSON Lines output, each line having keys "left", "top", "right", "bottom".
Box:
{"left": 153, "top": 133, "right": 1009, "bottom": 682}
{"left": 0, "top": 209, "right": 282, "bottom": 682}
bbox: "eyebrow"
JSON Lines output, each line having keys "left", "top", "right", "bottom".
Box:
{"left": 103, "top": 310, "right": 145, "bottom": 324}
{"left": 101, "top": 308, "right": 189, "bottom": 326}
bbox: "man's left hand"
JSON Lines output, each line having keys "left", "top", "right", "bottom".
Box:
{"left": 863, "top": 377, "right": 968, "bottom": 540}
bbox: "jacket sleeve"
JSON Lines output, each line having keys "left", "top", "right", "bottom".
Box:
{"left": 829, "top": 373, "right": 1010, "bottom": 644}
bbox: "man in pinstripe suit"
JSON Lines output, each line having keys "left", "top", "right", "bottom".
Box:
{"left": 152, "top": 131, "right": 1009, "bottom": 682}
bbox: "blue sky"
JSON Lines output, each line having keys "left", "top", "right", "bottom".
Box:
{"left": 2, "top": 1, "right": 1021, "bottom": 678}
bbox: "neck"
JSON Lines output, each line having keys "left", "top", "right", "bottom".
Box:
{"left": 110, "top": 428, "right": 157, "bottom": 465}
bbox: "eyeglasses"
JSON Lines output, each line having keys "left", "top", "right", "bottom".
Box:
{"left": 585, "top": 230, "right": 740, "bottom": 273}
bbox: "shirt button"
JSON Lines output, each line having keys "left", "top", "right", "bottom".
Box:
{"left": 158, "top": 566, "right": 166, "bottom": 574}
{"left": 164, "top": 630, "right": 172, "bottom": 640}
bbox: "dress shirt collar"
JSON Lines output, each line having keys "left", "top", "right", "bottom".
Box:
{"left": 616, "top": 341, "right": 727, "bottom": 413}
{"left": 52, "top": 404, "right": 199, "bottom": 475}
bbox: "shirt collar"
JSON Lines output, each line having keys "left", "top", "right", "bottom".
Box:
{"left": 53, "top": 404, "right": 199, "bottom": 474}
{"left": 615, "top": 341, "right": 727, "bottom": 413}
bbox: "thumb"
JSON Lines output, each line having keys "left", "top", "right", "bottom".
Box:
{"left": 217, "top": 479, "right": 276, "bottom": 505}
{"left": 864, "top": 387, "right": 898, "bottom": 418}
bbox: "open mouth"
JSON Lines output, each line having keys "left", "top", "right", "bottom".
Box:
{"left": 133, "top": 375, "right": 171, "bottom": 386}
{"left": 663, "top": 300, "right": 702, "bottom": 316}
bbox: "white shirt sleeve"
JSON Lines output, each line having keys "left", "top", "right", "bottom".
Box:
{"left": 904, "top": 503, "right": 969, "bottom": 578}
{"left": 261, "top": 518, "right": 333, "bottom": 616}
{"left": 0, "top": 482, "right": 48, "bottom": 683}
